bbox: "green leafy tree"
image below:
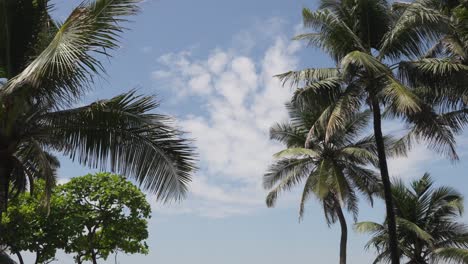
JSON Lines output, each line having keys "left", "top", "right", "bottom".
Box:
{"left": 356, "top": 174, "right": 468, "bottom": 264}
{"left": 0, "top": 180, "right": 73, "bottom": 264}
{"left": 0, "top": 0, "right": 196, "bottom": 218}
{"left": 278, "top": 1, "right": 468, "bottom": 262}
{"left": 264, "top": 100, "right": 381, "bottom": 264}
{"left": 60, "top": 173, "right": 151, "bottom": 264}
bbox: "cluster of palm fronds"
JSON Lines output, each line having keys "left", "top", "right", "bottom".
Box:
{"left": 264, "top": 0, "right": 468, "bottom": 263}
{"left": 0, "top": 0, "right": 196, "bottom": 215}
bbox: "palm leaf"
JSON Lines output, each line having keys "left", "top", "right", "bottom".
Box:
{"left": 434, "top": 248, "right": 468, "bottom": 263}
{"left": 37, "top": 91, "right": 196, "bottom": 202}
{"left": 275, "top": 68, "right": 339, "bottom": 86}
{"left": 2, "top": 0, "right": 141, "bottom": 106}
{"left": 379, "top": 2, "right": 448, "bottom": 59}
{"left": 354, "top": 221, "right": 385, "bottom": 234}
{"left": 273, "top": 148, "right": 319, "bottom": 159}
{"left": 263, "top": 157, "right": 312, "bottom": 190}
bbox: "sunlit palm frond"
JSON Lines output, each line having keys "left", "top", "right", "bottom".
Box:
{"left": 273, "top": 148, "right": 319, "bottom": 159}
{"left": 300, "top": 8, "right": 365, "bottom": 61}
{"left": 381, "top": 76, "right": 422, "bottom": 114}
{"left": 341, "top": 50, "right": 390, "bottom": 77}
{"left": 3, "top": 0, "right": 141, "bottom": 107}
{"left": 36, "top": 91, "right": 196, "bottom": 202}
{"left": 275, "top": 68, "right": 339, "bottom": 87}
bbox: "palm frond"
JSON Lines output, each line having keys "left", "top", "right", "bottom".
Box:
{"left": 379, "top": 2, "right": 449, "bottom": 60}
{"left": 269, "top": 122, "right": 307, "bottom": 148}
{"left": 299, "top": 170, "right": 319, "bottom": 220}
{"left": 37, "top": 91, "right": 196, "bottom": 202}
{"left": 355, "top": 221, "right": 385, "bottom": 234}
{"left": 265, "top": 162, "right": 312, "bottom": 207}
{"left": 263, "top": 157, "right": 312, "bottom": 190}
{"left": 434, "top": 248, "right": 468, "bottom": 263}
{"left": 273, "top": 148, "right": 319, "bottom": 159}
{"left": 275, "top": 68, "right": 339, "bottom": 87}
{"left": 341, "top": 50, "right": 390, "bottom": 77}
{"left": 381, "top": 76, "right": 422, "bottom": 114}
{"left": 397, "top": 217, "right": 434, "bottom": 244}
{"left": 300, "top": 8, "right": 365, "bottom": 61}
{"left": 2, "top": 0, "right": 141, "bottom": 107}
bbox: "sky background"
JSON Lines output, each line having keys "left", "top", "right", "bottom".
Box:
{"left": 20, "top": 0, "right": 468, "bottom": 263}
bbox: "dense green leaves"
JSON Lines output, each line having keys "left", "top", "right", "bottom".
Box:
{"left": 0, "top": 181, "right": 76, "bottom": 264}
{"left": 0, "top": 173, "right": 151, "bottom": 264}
{"left": 61, "top": 173, "right": 151, "bottom": 263}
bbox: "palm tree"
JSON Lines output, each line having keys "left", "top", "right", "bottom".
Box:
{"left": 264, "top": 100, "right": 381, "bottom": 264}
{"left": 0, "top": 0, "right": 196, "bottom": 218}
{"left": 277, "top": 1, "right": 468, "bottom": 262}
{"left": 356, "top": 174, "right": 468, "bottom": 264}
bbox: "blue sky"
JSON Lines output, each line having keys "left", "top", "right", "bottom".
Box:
{"left": 20, "top": 0, "right": 468, "bottom": 263}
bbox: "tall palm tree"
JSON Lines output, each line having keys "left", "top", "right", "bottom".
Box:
{"left": 0, "top": 0, "right": 196, "bottom": 218}
{"left": 356, "top": 174, "right": 468, "bottom": 264}
{"left": 277, "top": 1, "right": 468, "bottom": 262}
{"left": 264, "top": 100, "right": 381, "bottom": 264}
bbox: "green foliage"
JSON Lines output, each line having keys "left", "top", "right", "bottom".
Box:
{"left": 356, "top": 174, "right": 468, "bottom": 263}
{"left": 0, "top": 181, "right": 73, "bottom": 263}
{"left": 0, "top": 173, "right": 151, "bottom": 263}
{"left": 59, "top": 173, "right": 151, "bottom": 263}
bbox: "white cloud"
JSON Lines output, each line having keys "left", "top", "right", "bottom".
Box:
{"left": 387, "top": 144, "right": 439, "bottom": 179}
{"left": 150, "top": 19, "right": 301, "bottom": 218}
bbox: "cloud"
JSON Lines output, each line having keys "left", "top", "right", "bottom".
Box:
{"left": 150, "top": 19, "right": 301, "bottom": 218}
{"left": 387, "top": 144, "right": 440, "bottom": 179}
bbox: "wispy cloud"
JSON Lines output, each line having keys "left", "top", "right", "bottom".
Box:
{"left": 150, "top": 18, "right": 301, "bottom": 218}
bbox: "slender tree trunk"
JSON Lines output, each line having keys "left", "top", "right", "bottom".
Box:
{"left": 34, "top": 252, "right": 40, "bottom": 264}
{"left": 91, "top": 250, "right": 98, "bottom": 264}
{"left": 334, "top": 201, "right": 347, "bottom": 264}
{"left": 371, "top": 97, "right": 399, "bottom": 264}
{"left": 15, "top": 251, "right": 24, "bottom": 264}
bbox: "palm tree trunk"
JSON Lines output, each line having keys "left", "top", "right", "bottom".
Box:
{"left": 334, "top": 201, "right": 347, "bottom": 264}
{"left": 371, "top": 97, "right": 399, "bottom": 264}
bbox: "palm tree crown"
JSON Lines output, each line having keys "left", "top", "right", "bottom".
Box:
{"left": 0, "top": 0, "right": 197, "bottom": 215}
{"left": 356, "top": 174, "right": 468, "bottom": 264}
{"left": 264, "top": 100, "right": 381, "bottom": 264}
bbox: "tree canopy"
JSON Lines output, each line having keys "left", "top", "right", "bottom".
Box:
{"left": 0, "top": 173, "right": 151, "bottom": 264}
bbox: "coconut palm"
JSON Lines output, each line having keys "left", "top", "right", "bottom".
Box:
{"left": 0, "top": 0, "right": 196, "bottom": 218}
{"left": 264, "top": 100, "right": 381, "bottom": 264}
{"left": 356, "top": 174, "right": 468, "bottom": 264}
{"left": 277, "top": 1, "right": 468, "bottom": 262}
